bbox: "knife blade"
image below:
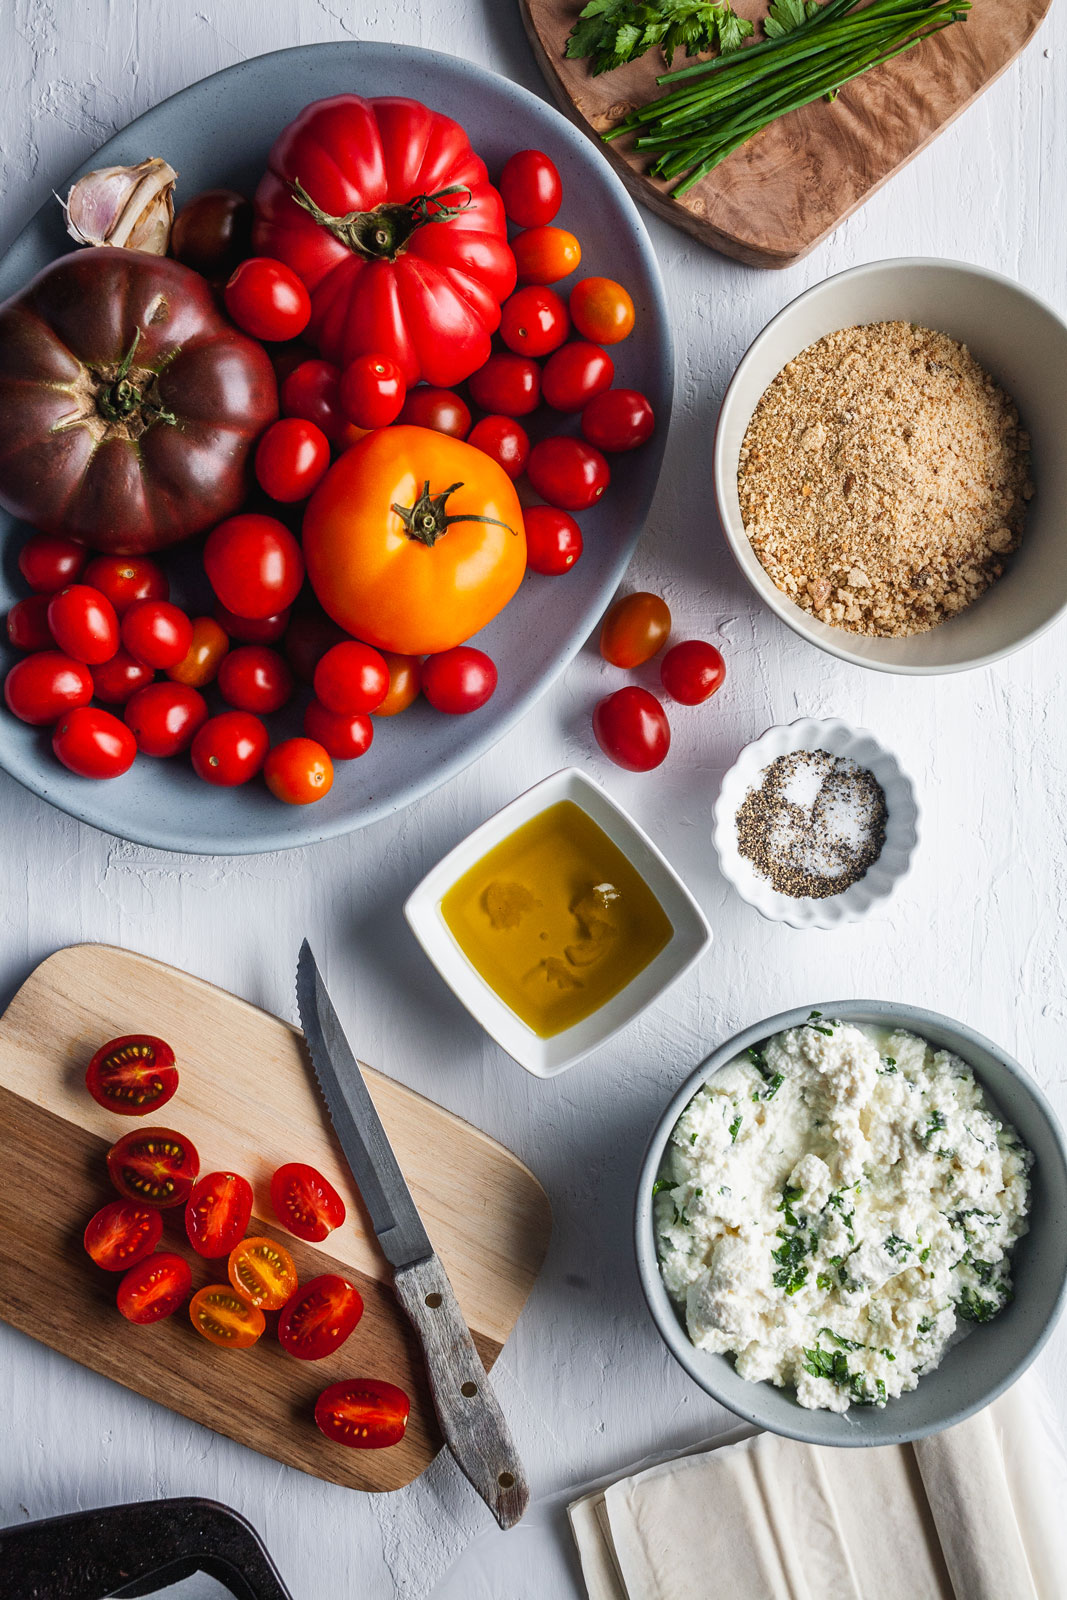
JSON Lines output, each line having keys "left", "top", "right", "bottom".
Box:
{"left": 295, "top": 940, "right": 529, "bottom": 1529}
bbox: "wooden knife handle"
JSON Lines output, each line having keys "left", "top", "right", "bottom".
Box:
{"left": 393, "top": 1253, "right": 529, "bottom": 1529}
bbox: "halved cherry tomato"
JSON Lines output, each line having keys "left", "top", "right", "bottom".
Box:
{"left": 213, "top": 603, "right": 292, "bottom": 645}
{"left": 467, "top": 353, "right": 540, "bottom": 417}
{"left": 398, "top": 387, "right": 471, "bottom": 439}
{"left": 185, "top": 1171, "right": 255, "bottom": 1259}
{"left": 339, "top": 354, "right": 406, "bottom": 430}
{"left": 500, "top": 286, "right": 569, "bottom": 358}
{"left": 314, "top": 1378, "right": 410, "bottom": 1449}
{"left": 313, "top": 642, "right": 389, "bottom": 715}
{"left": 512, "top": 226, "right": 581, "bottom": 284}
{"left": 86, "top": 1034, "right": 178, "bottom": 1116}
{"left": 600, "top": 592, "right": 671, "bottom": 667}
{"left": 18, "top": 533, "right": 85, "bottom": 594}
{"left": 107, "top": 1126, "right": 200, "bottom": 1208}
{"left": 92, "top": 650, "right": 154, "bottom": 706}
{"left": 224, "top": 257, "right": 311, "bottom": 342}
{"left": 541, "top": 343, "right": 613, "bottom": 413}
{"left": 167, "top": 617, "right": 229, "bottom": 688}
{"left": 228, "top": 1234, "right": 298, "bottom": 1309}
{"left": 53, "top": 707, "right": 137, "bottom": 779}
{"left": 204, "top": 514, "right": 304, "bottom": 620}
{"left": 421, "top": 647, "right": 497, "bottom": 714}
{"left": 581, "top": 388, "right": 655, "bottom": 453}
{"left": 255, "top": 418, "right": 330, "bottom": 503}
{"left": 189, "top": 1283, "right": 265, "bottom": 1348}
{"left": 6, "top": 595, "right": 53, "bottom": 652}
{"left": 303, "top": 701, "right": 373, "bottom": 761}
{"left": 498, "top": 150, "right": 562, "bottom": 228}
{"left": 83, "top": 555, "right": 168, "bottom": 615}
{"left": 217, "top": 645, "right": 294, "bottom": 715}
{"left": 270, "top": 1162, "right": 345, "bottom": 1243}
{"left": 524, "top": 506, "right": 583, "bottom": 576}
{"left": 467, "top": 416, "right": 529, "bottom": 481}
{"left": 277, "top": 1274, "right": 363, "bottom": 1360}
{"left": 84, "top": 1199, "right": 163, "bottom": 1271}
{"left": 121, "top": 600, "right": 194, "bottom": 671}
{"left": 280, "top": 358, "right": 346, "bottom": 442}
{"left": 125, "top": 683, "right": 208, "bottom": 758}
{"left": 593, "top": 686, "right": 670, "bottom": 772}
{"left": 527, "top": 437, "right": 609, "bottom": 511}
{"left": 117, "top": 1252, "right": 192, "bottom": 1324}
{"left": 569, "top": 277, "right": 635, "bottom": 345}
{"left": 47, "top": 585, "right": 119, "bottom": 665}
{"left": 4, "top": 652, "right": 92, "bottom": 725}
{"left": 660, "top": 640, "right": 726, "bottom": 705}
{"left": 190, "top": 711, "right": 269, "bottom": 787}
{"left": 264, "top": 737, "right": 334, "bottom": 805}
{"left": 374, "top": 653, "right": 422, "bottom": 717}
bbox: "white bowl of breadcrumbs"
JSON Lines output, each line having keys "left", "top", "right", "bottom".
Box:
{"left": 714, "top": 259, "right": 1067, "bottom": 674}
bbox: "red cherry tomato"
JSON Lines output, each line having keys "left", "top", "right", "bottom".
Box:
{"left": 83, "top": 555, "right": 168, "bottom": 615}
{"left": 582, "top": 388, "right": 655, "bottom": 453}
{"left": 467, "top": 353, "right": 540, "bottom": 417}
{"left": 278, "top": 1274, "right": 364, "bottom": 1361}
{"left": 185, "top": 1171, "right": 255, "bottom": 1259}
{"left": 53, "top": 707, "right": 136, "bottom": 779}
{"left": 86, "top": 1033, "right": 179, "bottom": 1116}
{"left": 500, "top": 286, "right": 569, "bottom": 358}
{"left": 224, "top": 256, "right": 311, "bottom": 341}
{"left": 217, "top": 645, "right": 294, "bottom": 714}
{"left": 593, "top": 686, "right": 670, "bottom": 772}
{"left": 255, "top": 417, "right": 330, "bottom": 503}
{"left": 374, "top": 652, "right": 422, "bottom": 717}
{"left": 117, "top": 1252, "right": 192, "bottom": 1325}
{"left": 213, "top": 603, "right": 292, "bottom": 645}
{"left": 512, "top": 226, "right": 582, "bottom": 284}
{"left": 600, "top": 592, "right": 672, "bottom": 667}
{"left": 498, "top": 149, "right": 562, "bottom": 228}
{"left": 189, "top": 1284, "right": 265, "bottom": 1348}
{"left": 47, "top": 585, "right": 119, "bottom": 665}
{"left": 6, "top": 595, "right": 53, "bottom": 652}
{"left": 107, "top": 1126, "right": 201, "bottom": 1209}
{"left": 397, "top": 387, "right": 471, "bottom": 439}
{"left": 541, "top": 343, "right": 614, "bottom": 413}
{"left": 264, "top": 737, "right": 334, "bottom": 805}
{"left": 315, "top": 1379, "right": 410, "bottom": 1450}
{"left": 421, "top": 647, "right": 497, "bottom": 714}
{"left": 190, "top": 711, "right": 269, "bottom": 787}
{"left": 167, "top": 617, "right": 229, "bottom": 688}
{"left": 228, "top": 1235, "right": 298, "bottom": 1310}
{"left": 527, "top": 437, "right": 610, "bottom": 511}
{"left": 660, "top": 639, "right": 727, "bottom": 705}
{"left": 4, "top": 651, "right": 92, "bottom": 725}
{"left": 280, "top": 358, "right": 346, "bottom": 442}
{"left": 467, "top": 415, "right": 529, "bottom": 480}
{"left": 125, "top": 682, "right": 209, "bottom": 758}
{"left": 91, "top": 651, "right": 155, "bottom": 706}
{"left": 339, "top": 354, "right": 406, "bottom": 429}
{"left": 524, "top": 505, "right": 583, "bottom": 575}
{"left": 270, "top": 1162, "right": 345, "bottom": 1243}
{"left": 121, "top": 601, "right": 194, "bottom": 670}
{"left": 283, "top": 612, "right": 348, "bottom": 681}
{"left": 17, "top": 533, "right": 86, "bottom": 594}
{"left": 569, "top": 277, "right": 635, "bottom": 345}
{"left": 313, "top": 641, "right": 389, "bottom": 714}
{"left": 84, "top": 1199, "right": 163, "bottom": 1272}
{"left": 303, "top": 700, "right": 373, "bottom": 761}
{"left": 204, "top": 514, "right": 305, "bottom": 620}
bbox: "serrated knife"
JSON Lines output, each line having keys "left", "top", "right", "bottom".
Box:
{"left": 295, "top": 940, "right": 529, "bottom": 1529}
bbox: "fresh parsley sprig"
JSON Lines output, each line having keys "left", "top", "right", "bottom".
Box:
{"left": 566, "top": 0, "right": 753, "bottom": 75}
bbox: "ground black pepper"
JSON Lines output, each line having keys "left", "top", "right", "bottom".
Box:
{"left": 736, "top": 750, "right": 887, "bottom": 899}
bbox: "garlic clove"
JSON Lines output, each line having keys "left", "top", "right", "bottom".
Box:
{"left": 63, "top": 157, "right": 178, "bottom": 255}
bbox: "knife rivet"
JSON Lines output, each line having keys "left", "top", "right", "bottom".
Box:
{"left": 498, "top": 1472, "right": 515, "bottom": 1489}
{"left": 425, "top": 1292, "right": 443, "bottom": 1308}
{"left": 461, "top": 1381, "right": 478, "bottom": 1398}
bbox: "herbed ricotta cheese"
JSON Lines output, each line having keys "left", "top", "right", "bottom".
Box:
{"left": 655, "top": 1017, "right": 1032, "bottom": 1412}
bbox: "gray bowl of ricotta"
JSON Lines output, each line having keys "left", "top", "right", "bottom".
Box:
{"left": 635, "top": 1002, "right": 1067, "bottom": 1446}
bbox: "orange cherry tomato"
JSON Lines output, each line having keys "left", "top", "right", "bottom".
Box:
{"left": 189, "top": 1284, "right": 265, "bottom": 1349}
{"left": 569, "top": 277, "right": 635, "bottom": 345}
{"left": 512, "top": 226, "right": 581, "bottom": 285}
{"left": 375, "top": 652, "right": 422, "bottom": 717}
{"left": 167, "top": 617, "right": 230, "bottom": 688}
{"left": 264, "top": 737, "right": 334, "bottom": 805}
{"left": 228, "top": 1234, "right": 299, "bottom": 1310}
{"left": 600, "top": 592, "right": 672, "bottom": 668}
{"left": 303, "top": 426, "right": 526, "bottom": 656}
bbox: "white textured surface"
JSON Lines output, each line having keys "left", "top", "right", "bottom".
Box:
{"left": 2, "top": 4, "right": 1065, "bottom": 1597}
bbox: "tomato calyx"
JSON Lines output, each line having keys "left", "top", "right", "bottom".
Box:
{"left": 289, "top": 179, "right": 472, "bottom": 263}
{"left": 392, "top": 479, "right": 517, "bottom": 549}
{"left": 89, "top": 328, "right": 178, "bottom": 435}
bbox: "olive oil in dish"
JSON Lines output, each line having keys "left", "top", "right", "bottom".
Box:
{"left": 440, "top": 800, "right": 672, "bottom": 1038}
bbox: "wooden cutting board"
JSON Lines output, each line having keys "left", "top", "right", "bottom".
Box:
{"left": 521, "top": 0, "right": 1052, "bottom": 267}
{"left": 0, "top": 945, "right": 552, "bottom": 1492}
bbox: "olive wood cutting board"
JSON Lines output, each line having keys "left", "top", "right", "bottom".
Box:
{"left": 0, "top": 945, "right": 552, "bottom": 1492}
{"left": 520, "top": 0, "right": 1052, "bottom": 267}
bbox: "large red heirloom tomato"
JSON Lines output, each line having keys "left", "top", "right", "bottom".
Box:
{"left": 303, "top": 425, "right": 526, "bottom": 656}
{"left": 253, "top": 96, "right": 516, "bottom": 387}
{"left": 0, "top": 248, "right": 278, "bottom": 554}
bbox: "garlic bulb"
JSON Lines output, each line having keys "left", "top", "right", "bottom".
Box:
{"left": 63, "top": 158, "right": 178, "bottom": 254}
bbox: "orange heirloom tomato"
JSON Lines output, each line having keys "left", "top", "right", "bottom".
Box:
{"left": 189, "top": 1283, "right": 265, "bottom": 1349}
{"left": 167, "top": 617, "right": 229, "bottom": 688}
{"left": 303, "top": 425, "right": 526, "bottom": 656}
{"left": 512, "top": 226, "right": 582, "bottom": 285}
{"left": 228, "top": 1234, "right": 299, "bottom": 1310}
{"left": 375, "top": 652, "right": 422, "bottom": 717}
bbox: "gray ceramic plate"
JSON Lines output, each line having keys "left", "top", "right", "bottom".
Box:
{"left": 0, "top": 42, "right": 672, "bottom": 854}
{"left": 635, "top": 1002, "right": 1067, "bottom": 1446}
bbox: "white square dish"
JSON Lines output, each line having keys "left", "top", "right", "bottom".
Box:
{"left": 404, "top": 768, "right": 712, "bottom": 1077}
